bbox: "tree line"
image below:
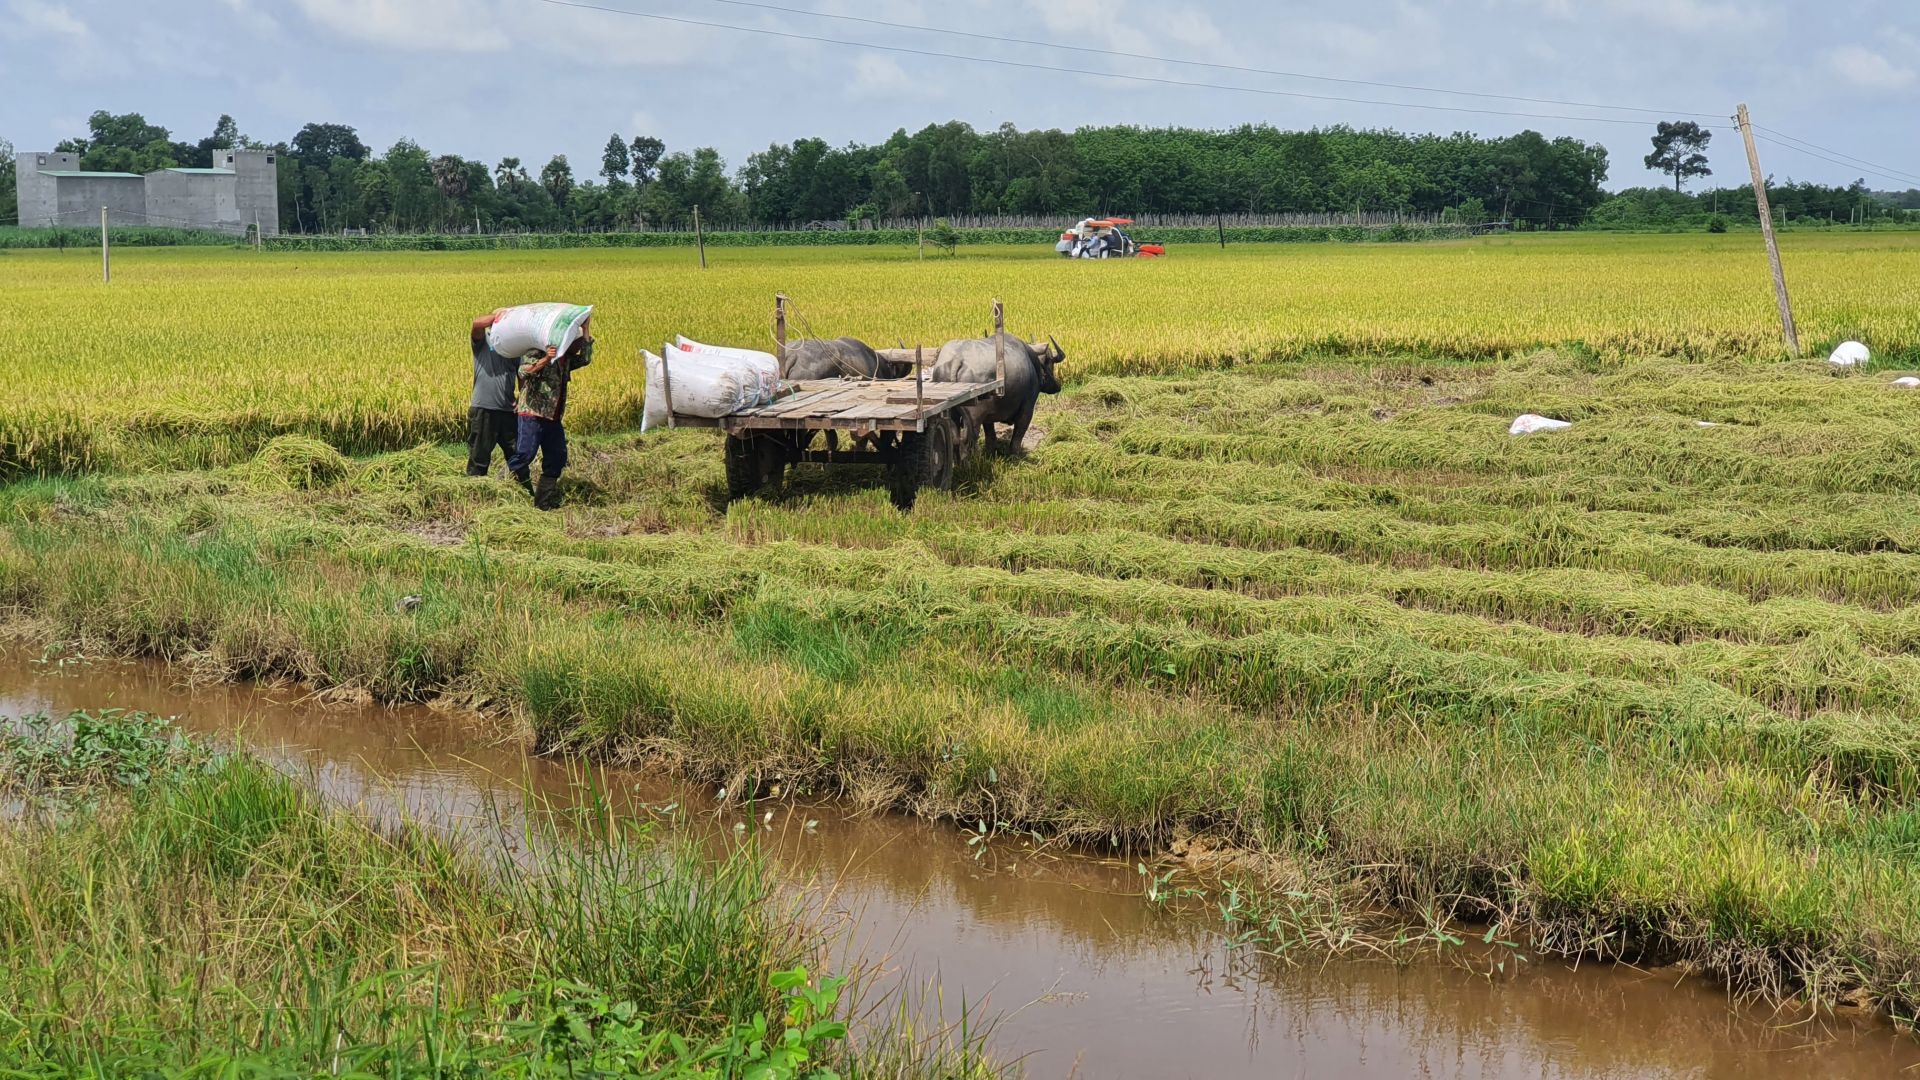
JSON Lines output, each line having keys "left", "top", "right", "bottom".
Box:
{"left": 5, "top": 110, "right": 1911, "bottom": 234}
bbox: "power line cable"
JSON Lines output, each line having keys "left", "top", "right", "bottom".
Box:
{"left": 1751, "top": 124, "right": 1920, "bottom": 188}
{"left": 1752, "top": 135, "right": 1920, "bottom": 190}
{"left": 664, "top": 0, "right": 1723, "bottom": 120}
{"left": 535, "top": 0, "right": 1726, "bottom": 130}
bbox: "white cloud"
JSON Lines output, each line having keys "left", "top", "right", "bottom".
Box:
{"left": 7, "top": 0, "right": 90, "bottom": 39}
{"left": 850, "top": 53, "right": 923, "bottom": 98}
{"left": 218, "top": 0, "right": 283, "bottom": 37}
{"left": 1529, "top": 0, "right": 1752, "bottom": 32}
{"left": 1824, "top": 44, "right": 1915, "bottom": 92}
{"left": 291, "top": 0, "right": 509, "bottom": 51}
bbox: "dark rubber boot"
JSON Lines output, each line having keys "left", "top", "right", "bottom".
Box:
{"left": 512, "top": 470, "right": 533, "bottom": 497}
{"left": 534, "top": 475, "right": 561, "bottom": 511}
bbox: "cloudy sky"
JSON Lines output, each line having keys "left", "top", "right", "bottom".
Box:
{"left": 5, "top": 0, "right": 1917, "bottom": 191}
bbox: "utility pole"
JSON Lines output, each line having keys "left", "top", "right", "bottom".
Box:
{"left": 693, "top": 204, "right": 707, "bottom": 269}
{"left": 1736, "top": 104, "right": 1800, "bottom": 357}
{"left": 100, "top": 206, "right": 110, "bottom": 283}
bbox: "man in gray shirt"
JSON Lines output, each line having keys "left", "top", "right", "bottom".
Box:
{"left": 468, "top": 311, "right": 522, "bottom": 484}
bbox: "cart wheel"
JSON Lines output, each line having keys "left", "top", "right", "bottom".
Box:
{"left": 725, "top": 434, "right": 783, "bottom": 502}
{"left": 953, "top": 407, "right": 981, "bottom": 463}
{"left": 886, "top": 417, "right": 955, "bottom": 510}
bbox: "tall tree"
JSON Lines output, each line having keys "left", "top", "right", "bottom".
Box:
{"left": 1644, "top": 120, "right": 1712, "bottom": 192}
{"left": 495, "top": 157, "right": 525, "bottom": 189}
{"left": 355, "top": 159, "right": 395, "bottom": 229}
{"left": 286, "top": 123, "right": 369, "bottom": 231}
{"left": 540, "top": 155, "right": 574, "bottom": 206}
{"left": 384, "top": 139, "right": 435, "bottom": 232}
{"left": 628, "top": 136, "right": 664, "bottom": 185}
{"left": 67, "top": 111, "right": 178, "bottom": 173}
{"left": 600, "top": 134, "right": 629, "bottom": 185}
{"left": 431, "top": 154, "right": 471, "bottom": 205}
{"left": 184, "top": 113, "right": 238, "bottom": 168}
{"left": 290, "top": 122, "right": 368, "bottom": 164}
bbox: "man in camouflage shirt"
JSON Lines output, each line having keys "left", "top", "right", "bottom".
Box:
{"left": 506, "top": 325, "right": 593, "bottom": 510}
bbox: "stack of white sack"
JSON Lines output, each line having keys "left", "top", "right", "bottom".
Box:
{"left": 486, "top": 302, "right": 594, "bottom": 360}
{"left": 675, "top": 337, "right": 781, "bottom": 399}
{"left": 641, "top": 339, "right": 781, "bottom": 431}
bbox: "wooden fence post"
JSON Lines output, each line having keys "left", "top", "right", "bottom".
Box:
{"left": 660, "top": 346, "right": 676, "bottom": 429}
{"left": 992, "top": 299, "right": 1005, "bottom": 396}
{"left": 775, "top": 293, "right": 788, "bottom": 377}
{"left": 1736, "top": 104, "right": 1800, "bottom": 357}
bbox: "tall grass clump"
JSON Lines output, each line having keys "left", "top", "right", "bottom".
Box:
{"left": 0, "top": 710, "right": 1005, "bottom": 1077}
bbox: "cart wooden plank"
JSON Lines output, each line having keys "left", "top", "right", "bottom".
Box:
{"left": 708, "top": 376, "right": 1001, "bottom": 434}
{"left": 762, "top": 387, "right": 865, "bottom": 417}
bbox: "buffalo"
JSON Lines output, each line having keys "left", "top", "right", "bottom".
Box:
{"left": 780, "top": 337, "right": 892, "bottom": 381}
{"left": 928, "top": 332, "right": 1064, "bottom": 453}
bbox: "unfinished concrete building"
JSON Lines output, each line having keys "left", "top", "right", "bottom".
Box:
{"left": 13, "top": 148, "right": 280, "bottom": 235}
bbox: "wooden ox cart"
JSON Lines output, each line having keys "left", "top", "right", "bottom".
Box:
{"left": 656, "top": 296, "right": 1011, "bottom": 509}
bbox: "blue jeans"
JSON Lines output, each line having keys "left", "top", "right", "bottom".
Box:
{"left": 507, "top": 416, "right": 568, "bottom": 478}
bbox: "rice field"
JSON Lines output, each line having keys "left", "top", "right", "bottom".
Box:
{"left": 8, "top": 234, "right": 1920, "bottom": 1018}
{"left": 6, "top": 232, "right": 1920, "bottom": 475}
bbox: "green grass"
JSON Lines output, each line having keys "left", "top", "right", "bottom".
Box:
{"left": 0, "top": 225, "right": 238, "bottom": 248}
{"left": 8, "top": 350, "right": 1920, "bottom": 1020}
{"left": 0, "top": 710, "right": 1001, "bottom": 1077}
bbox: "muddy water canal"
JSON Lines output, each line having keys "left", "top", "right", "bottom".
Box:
{"left": 3, "top": 653, "right": 1913, "bottom": 1080}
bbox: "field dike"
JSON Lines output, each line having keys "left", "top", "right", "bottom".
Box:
{"left": 5, "top": 354, "right": 1920, "bottom": 1028}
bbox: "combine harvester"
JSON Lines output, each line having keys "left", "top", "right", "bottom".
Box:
{"left": 1056, "top": 217, "right": 1165, "bottom": 259}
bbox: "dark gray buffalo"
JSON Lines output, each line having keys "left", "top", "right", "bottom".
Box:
{"left": 781, "top": 337, "right": 890, "bottom": 380}
{"left": 928, "top": 332, "right": 1064, "bottom": 452}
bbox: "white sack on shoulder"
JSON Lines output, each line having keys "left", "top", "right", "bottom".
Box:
{"left": 487, "top": 303, "right": 593, "bottom": 360}
{"left": 1509, "top": 414, "right": 1572, "bottom": 435}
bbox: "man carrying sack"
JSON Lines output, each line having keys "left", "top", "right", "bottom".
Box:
{"left": 467, "top": 310, "right": 519, "bottom": 478}
{"left": 508, "top": 323, "right": 593, "bottom": 510}
{"left": 476, "top": 303, "right": 595, "bottom": 509}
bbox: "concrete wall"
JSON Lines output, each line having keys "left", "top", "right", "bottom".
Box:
{"left": 144, "top": 171, "right": 239, "bottom": 230}
{"left": 54, "top": 175, "right": 148, "bottom": 227}
{"left": 15, "top": 149, "right": 279, "bottom": 235}
{"left": 13, "top": 151, "right": 78, "bottom": 228}
{"left": 208, "top": 148, "right": 281, "bottom": 236}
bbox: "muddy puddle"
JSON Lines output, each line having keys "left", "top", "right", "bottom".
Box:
{"left": 3, "top": 652, "right": 1915, "bottom": 1079}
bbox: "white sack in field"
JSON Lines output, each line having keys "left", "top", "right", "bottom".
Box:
{"left": 1829, "top": 340, "right": 1871, "bottom": 367}
{"left": 1509, "top": 414, "right": 1572, "bottom": 435}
